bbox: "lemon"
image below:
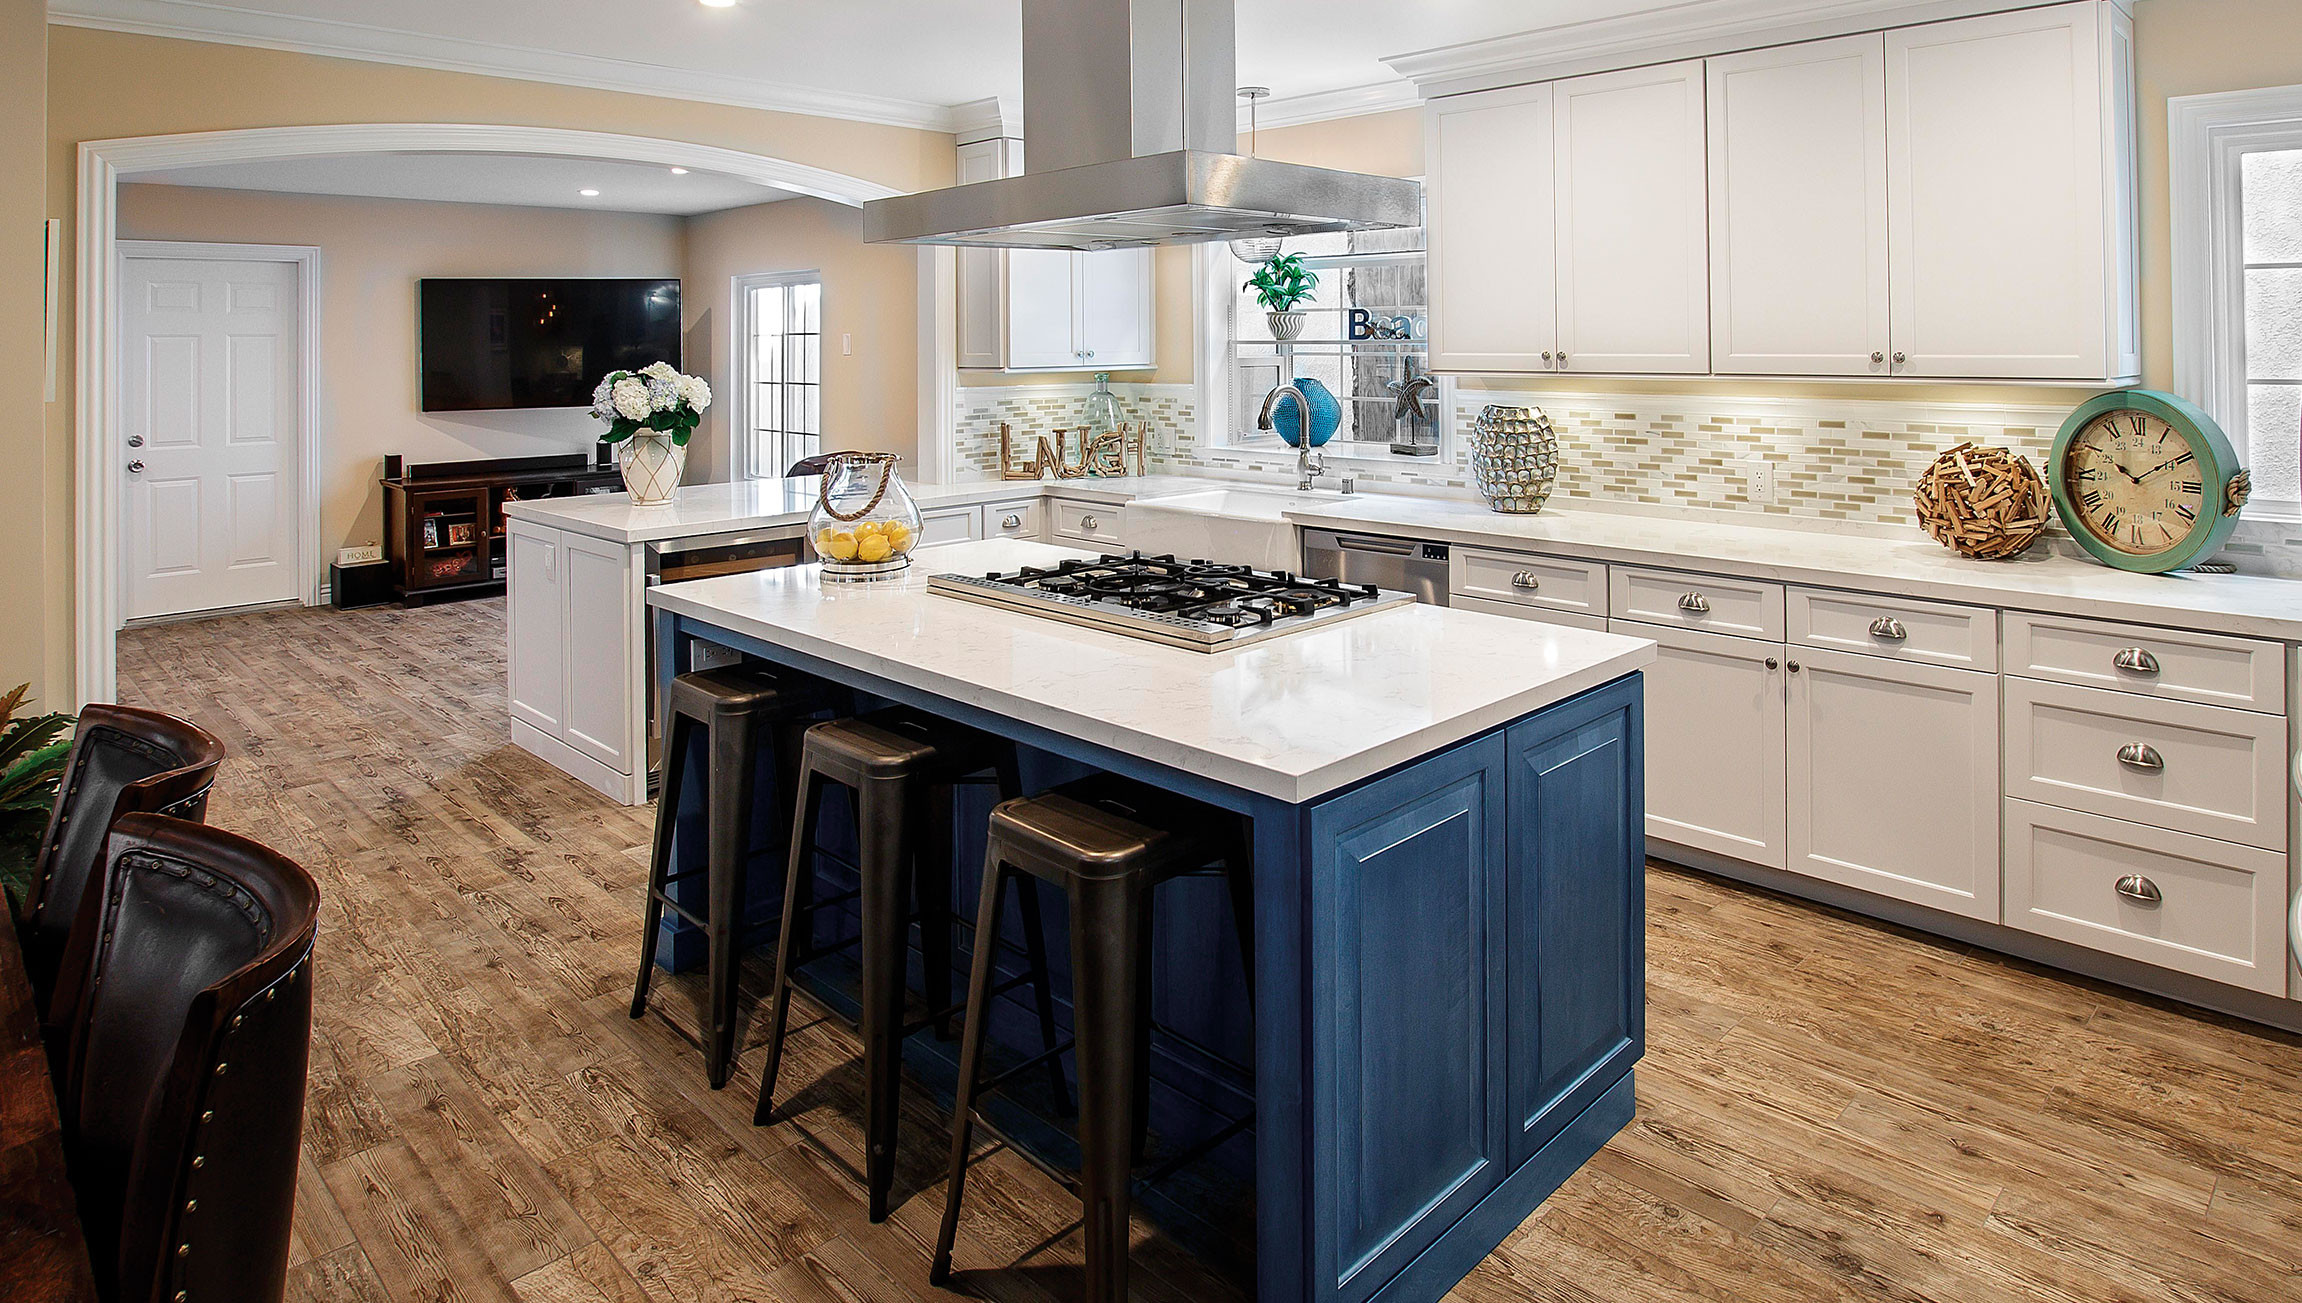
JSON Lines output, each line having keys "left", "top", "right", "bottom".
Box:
{"left": 820, "top": 533, "right": 859, "bottom": 562}
{"left": 884, "top": 523, "right": 913, "bottom": 553}
{"left": 856, "top": 533, "right": 893, "bottom": 563}
{"left": 855, "top": 520, "right": 884, "bottom": 535}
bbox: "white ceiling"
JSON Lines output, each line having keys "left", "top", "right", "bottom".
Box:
{"left": 131, "top": 152, "right": 797, "bottom": 215}
{"left": 52, "top": 0, "right": 1681, "bottom": 129}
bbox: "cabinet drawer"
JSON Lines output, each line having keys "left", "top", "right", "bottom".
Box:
{"left": 2004, "top": 799, "right": 2289, "bottom": 995}
{"left": 1451, "top": 547, "right": 1607, "bottom": 620}
{"left": 983, "top": 498, "right": 1041, "bottom": 540}
{"left": 2002, "top": 612, "right": 2284, "bottom": 713}
{"left": 1453, "top": 594, "right": 1608, "bottom": 633}
{"left": 1051, "top": 500, "right": 1123, "bottom": 545}
{"left": 1788, "top": 587, "right": 1996, "bottom": 670}
{"left": 1610, "top": 566, "right": 1784, "bottom": 641}
{"left": 917, "top": 505, "right": 983, "bottom": 546}
{"left": 2003, "top": 677, "right": 2287, "bottom": 852}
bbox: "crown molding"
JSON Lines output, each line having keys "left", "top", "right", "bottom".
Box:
{"left": 951, "top": 97, "right": 1021, "bottom": 145}
{"left": 1386, "top": 0, "right": 2097, "bottom": 100}
{"left": 49, "top": 0, "right": 969, "bottom": 133}
{"left": 1242, "top": 80, "right": 1422, "bottom": 131}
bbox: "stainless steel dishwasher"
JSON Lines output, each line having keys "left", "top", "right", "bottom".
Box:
{"left": 1300, "top": 529, "right": 1450, "bottom": 605}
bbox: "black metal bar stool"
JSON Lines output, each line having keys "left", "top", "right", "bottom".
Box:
{"left": 630, "top": 664, "right": 828, "bottom": 1088}
{"left": 932, "top": 773, "right": 1254, "bottom": 1303}
{"left": 753, "top": 708, "right": 1068, "bottom": 1224}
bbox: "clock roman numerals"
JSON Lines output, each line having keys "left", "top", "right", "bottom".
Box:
{"left": 2057, "top": 400, "right": 2227, "bottom": 567}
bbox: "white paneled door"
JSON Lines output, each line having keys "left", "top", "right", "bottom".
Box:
{"left": 121, "top": 255, "right": 303, "bottom": 621}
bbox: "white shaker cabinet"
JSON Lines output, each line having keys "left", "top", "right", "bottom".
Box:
{"left": 1707, "top": 35, "right": 1892, "bottom": 376}
{"left": 1787, "top": 647, "right": 2001, "bottom": 919}
{"left": 1885, "top": 1, "right": 2139, "bottom": 380}
{"left": 507, "top": 519, "right": 646, "bottom": 800}
{"left": 507, "top": 523, "right": 566, "bottom": 739}
{"left": 1614, "top": 619, "right": 1787, "bottom": 868}
{"left": 1554, "top": 60, "right": 1711, "bottom": 374}
{"left": 955, "top": 137, "right": 1155, "bottom": 373}
{"left": 1426, "top": 83, "right": 1558, "bottom": 374}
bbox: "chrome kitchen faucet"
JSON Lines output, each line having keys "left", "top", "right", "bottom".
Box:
{"left": 1259, "top": 383, "right": 1328, "bottom": 491}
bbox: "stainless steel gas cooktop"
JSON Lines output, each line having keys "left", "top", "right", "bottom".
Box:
{"left": 927, "top": 552, "right": 1417, "bottom": 651}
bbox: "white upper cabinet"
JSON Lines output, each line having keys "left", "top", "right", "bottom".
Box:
{"left": 955, "top": 137, "right": 1156, "bottom": 372}
{"left": 1418, "top": 0, "right": 2138, "bottom": 384}
{"left": 1886, "top": 1, "right": 2136, "bottom": 380}
{"left": 1554, "top": 60, "right": 1711, "bottom": 374}
{"left": 1427, "top": 82, "right": 1558, "bottom": 374}
{"left": 1708, "top": 35, "right": 1892, "bottom": 376}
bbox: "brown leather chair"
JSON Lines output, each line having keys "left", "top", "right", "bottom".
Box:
{"left": 20, "top": 703, "right": 227, "bottom": 1025}
{"left": 60, "top": 813, "right": 319, "bottom": 1303}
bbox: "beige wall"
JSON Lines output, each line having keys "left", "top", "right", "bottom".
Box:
{"left": 115, "top": 184, "right": 684, "bottom": 557}
{"left": 681, "top": 197, "right": 925, "bottom": 481}
{"left": 36, "top": 26, "right": 958, "bottom": 699}
{"left": 4, "top": 1, "right": 48, "bottom": 697}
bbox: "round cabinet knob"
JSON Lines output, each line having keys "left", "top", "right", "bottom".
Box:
{"left": 1510, "top": 571, "right": 1540, "bottom": 591}
{"left": 1001, "top": 514, "right": 1022, "bottom": 530}
{"left": 1786, "top": 660, "right": 1802, "bottom": 673}
{"left": 127, "top": 460, "right": 145, "bottom": 474}
{"left": 1556, "top": 352, "right": 1569, "bottom": 368}
{"left": 1081, "top": 514, "right": 1099, "bottom": 531}
{"left": 2115, "top": 874, "right": 2164, "bottom": 905}
{"left": 2117, "top": 742, "right": 2166, "bottom": 772}
{"left": 1541, "top": 351, "right": 1554, "bottom": 362}
{"left": 1893, "top": 351, "right": 1908, "bottom": 365}
{"left": 1765, "top": 657, "right": 1780, "bottom": 671}
{"left": 1086, "top": 350, "right": 1096, "bottom": 359}
{"left": 1871, "top": 351, "right": 1885, "bottom": 365}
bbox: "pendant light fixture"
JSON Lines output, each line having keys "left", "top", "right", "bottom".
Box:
{"left": 1228, "top": 87, "right": 1289, "bottom": 266}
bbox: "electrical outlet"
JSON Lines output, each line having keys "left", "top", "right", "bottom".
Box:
{"left": 1746, "top": 457, "right": 1777, "bottom": 505}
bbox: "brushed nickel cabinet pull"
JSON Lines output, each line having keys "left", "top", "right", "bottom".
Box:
{"left": 1869, "top": 616, "right": 1907, "bottom": 641}
{"left": 1510, "top": 571, "right": 1540, "bottom": 591}
{"left": 1001, "top": 514, "right": 1022, "bottom": 530}
{"left": 1080, "top": 514, "right": 1100, "bottom": 531}
{"left": 1677, "top": 592, "right": 1710, "bottom": 614}
{"left": 1541, "top": 351, "right": 1553, "bottom": 363}
{"left": 2117, "top": 743, "right": 2165, "bottom": 771}
{"left": 2113, "top": 647, "right": 2161, "bottom": 675}
{"left": 2115, "top": 874, "right": 2163, "bottom": 905}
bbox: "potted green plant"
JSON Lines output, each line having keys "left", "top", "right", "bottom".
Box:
{"left": 1243, "top": 252, "right": 1319, "bottom": 342}
{"left": 0, "top": 685, "right": 72, "bottom": 910}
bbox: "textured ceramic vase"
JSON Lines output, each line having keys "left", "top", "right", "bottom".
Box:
{"left": 619, "top": 433, "right": 687, "bottom": 506}
{"left": 1269, "top": 376, "right": 1341, "bottom": 448}
{"left": 1469, "top": 404, "right": 1560, "bottom": 514}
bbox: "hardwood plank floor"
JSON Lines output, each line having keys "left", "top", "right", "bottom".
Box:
{"left": 119, "top": 598, "right": 2302, "bottom": 1301}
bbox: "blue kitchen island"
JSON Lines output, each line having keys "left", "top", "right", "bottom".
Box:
{"left": 646, "top": 538, "right": 1655, "bottom": 1303}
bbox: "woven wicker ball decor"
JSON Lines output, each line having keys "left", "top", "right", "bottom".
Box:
{"left": 1913, "top": 442, "right": 2052, "bottom": 561}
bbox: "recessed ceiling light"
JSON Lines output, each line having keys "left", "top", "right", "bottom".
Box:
{"left": 699, "top": 0, "right": 735, "bottom": 8}
{"left": 669, "top": 167, "right": 690, "bottom": 175}
{"left": 579, "top": 188, "right": 600, "bottom": 197}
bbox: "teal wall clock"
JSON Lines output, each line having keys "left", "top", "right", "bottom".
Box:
{"left": 2046, "top": 390, "right": 2251, "bottom": 574}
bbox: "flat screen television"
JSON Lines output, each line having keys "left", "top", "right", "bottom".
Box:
{"left": 418, "top": 277, "right": 681, "bottom": 412}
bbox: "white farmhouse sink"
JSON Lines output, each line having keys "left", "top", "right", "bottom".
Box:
{"left": 1122, "top": 488, "right": 1349, "bottom": 570}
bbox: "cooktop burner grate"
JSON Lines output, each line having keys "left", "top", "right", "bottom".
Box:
{"left": 926, "top": 551, "right": 1416, "bottom": 651}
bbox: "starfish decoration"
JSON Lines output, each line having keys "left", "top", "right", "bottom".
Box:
{"left": 1387, "top": 374, "right": 1436, "bottom": 426}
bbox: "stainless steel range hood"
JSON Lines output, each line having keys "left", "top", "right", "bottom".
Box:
{"left": 864, "top": 0, "right": 1421, "bottom": 251}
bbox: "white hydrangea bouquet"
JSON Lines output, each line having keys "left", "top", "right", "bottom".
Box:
{"left": 590, "top": 361, "right": 711, "bottom": 446}
{"left": 592, "top": 362, "right": 711, "bottom": 504}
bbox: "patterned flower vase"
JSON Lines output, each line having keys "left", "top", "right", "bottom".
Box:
{"left": 1269, "top": 377, "right": 1342, "bottom": 448}
{"left": 619, "top": 432, "right": 687, "bottom": 506}
{"left": 1469, "top": 404, "right": 1560, "bottom": 514}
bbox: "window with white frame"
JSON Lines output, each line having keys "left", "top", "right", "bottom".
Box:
{"left": 2173, "top": 87, "right": 2302, "bottom": 514}
{"left": 1218, "top": 223, "right": 1446, "bottom": 459}
{"left": 735, "top": 273, "right": 822, "bottom": 479}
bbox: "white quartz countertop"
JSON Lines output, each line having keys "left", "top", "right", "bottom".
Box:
{"left": 645, "top": 538, "right": 1656, "bottom": 804}
{"left": 1284, "top": 496, "right": 2302, "bottom": 643}
{"left": 504, "top": 475, "right": 1208, "bottom": 545}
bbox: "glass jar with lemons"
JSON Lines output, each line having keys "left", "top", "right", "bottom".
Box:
{"left": 808, "top": 451, "right": 923, "bottom": 582}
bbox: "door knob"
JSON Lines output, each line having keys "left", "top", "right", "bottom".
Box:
{"left": 127, "top": 435, "right": 145, "bottom": 448}
{"left": 127, "top": 460, "right": 145, "bottom": 474}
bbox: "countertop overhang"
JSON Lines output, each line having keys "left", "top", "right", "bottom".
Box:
{"left": 645, "top": 538, "right": 1657, "bottom": 804}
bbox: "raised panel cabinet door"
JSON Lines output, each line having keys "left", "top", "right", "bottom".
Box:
{"left": 1503, "top": 678, "right": 1645, "bottom": 1168}
{"left": 1309, "top": 736, "right": 1507, "bottom": 1303}
{"left": 955, "top": 137, "right": 1014, "bottom": 369}
{"left": 1887, "top": 2, "right": 2110, "bottom": 378}
{"left": 1554, "top": 60, "right": 1711, "bottom": 374}
{"left": 1426, "top": 83, "right": 1558, "bottom": 373}
{"left": 505, "top": 522, "right": 566, "bottom": 738}
{"left": 1614, "top": 619, "right": 1787, "bottom": 868}
{"left": 1078, "top": 247, "right": 1155, "bottom": 369}
{"left": 1004, "top": 249, "right": 1081, "bottom": 369}
{"left": 1708, "top": 35, "right": 1892, "bottom": 375}
{"left": 559, "top": 532, "right": 638, "bottom": 772}
{"left": 1787, "top": 648, "right": 2000, "bottom": 919}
